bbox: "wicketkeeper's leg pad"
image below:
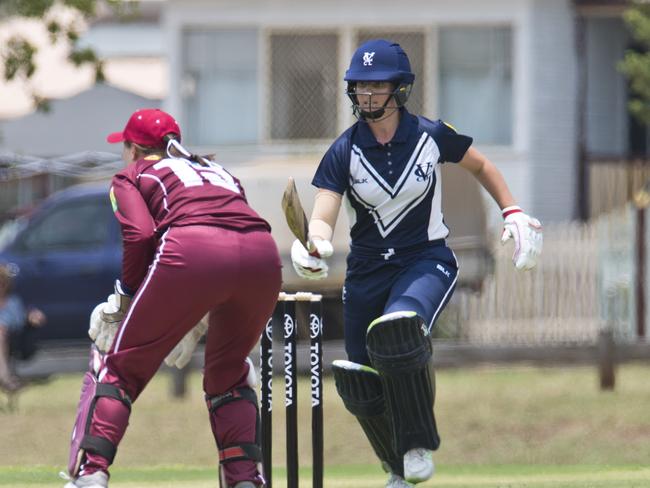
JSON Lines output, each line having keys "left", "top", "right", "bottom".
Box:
{"left": 366, "top": 311, "right": 440, "bottom": 455}
{"left": 206, "top": 386, "right": 263, "bottom": 486}
{"left": 68, "top": 348, "right": 132, "bottom": 478}
{"left": 332, "top": 359, "right": 403, "bottom": 476}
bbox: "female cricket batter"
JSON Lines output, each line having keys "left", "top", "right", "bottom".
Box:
{"left": 291, "top": 39, "right": 543, "bottom": 487}
{"left": 64, "top": 109, "right": 281, "bottom": 488}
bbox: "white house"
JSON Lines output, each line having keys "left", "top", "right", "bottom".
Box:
{"left": 162, "top": 0, "right": 642, "bottom": 225}
{"left": 0, "top": 0, "right": 641, "bottom": 293}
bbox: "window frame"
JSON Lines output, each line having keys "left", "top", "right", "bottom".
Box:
{"left": 176, "top": 22, "right": 516, "bottom": 149}
{"left": 436, "top": 23, "right": 515, "bottom": 147}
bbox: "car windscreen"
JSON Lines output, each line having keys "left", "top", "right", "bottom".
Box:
{"left": 0, "top": 217, "right": 27, "bottom": 252}
{"left": 13, "top": 197, "right": 113, "bottom": 252}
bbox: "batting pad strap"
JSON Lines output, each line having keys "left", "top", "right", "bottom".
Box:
{"left": 96, "top": 383, "right": 132, "bottom": 411}
{"left": 206, "top": 387, "right": 257, "bottom": 413}
{"left": 79, "top": 435, "right": 117, "bottom": 463}
{"left": 219, "top": 443, "right": 262, "bottom": 464}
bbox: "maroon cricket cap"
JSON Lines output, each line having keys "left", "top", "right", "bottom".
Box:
{"left": 106, "top": 108, "right": 181, "bottom": 148}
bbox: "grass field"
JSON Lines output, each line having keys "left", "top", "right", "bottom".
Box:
{"left": 2, "top": 363, "right": 650, "bottom": 487}
{"left": 1, "top": 465, "right": 650, "bottom": 488}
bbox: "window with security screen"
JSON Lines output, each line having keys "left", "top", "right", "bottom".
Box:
{"left": 355, "top": 31, "right": 426, "bottom": 116}
{"left": 269, "top": 33, "right": 338, "bottom": 141}
{"left": 439, "top": 26, "right": 512, "bottom": 145}
{"left": 182, "top": 29, "right": 259, "bottom": 145}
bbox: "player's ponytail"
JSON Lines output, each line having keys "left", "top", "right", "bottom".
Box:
{"left": 165, "top": 138, "right": 213, "bottom": 167}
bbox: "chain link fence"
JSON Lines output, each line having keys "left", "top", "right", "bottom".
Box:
{"left": 0, "top": 152, "right": 119, "bottom": 221}
{"left": 261, "top": 30, "right": 428, "bottom": 142}
{"left": 268, "top": 32, "right": 339, "bottom": 141}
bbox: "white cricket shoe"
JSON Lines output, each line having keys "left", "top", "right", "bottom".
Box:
{"left": 403, "top": 448, "right": 434, "bottom": 483}
{"left": 233, "top": 482, "right": 257, "bottom": 488}
{"left": 63, "top": 471, "right": 108, "bottom": 488}
{"left": 385, "top": 473, "right": 414, "bottom": 488}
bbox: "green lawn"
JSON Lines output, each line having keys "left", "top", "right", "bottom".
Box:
{"left": 1, "top": 465, "right": 649, "bottom": 487}
{"left": 2, "top": 363, "right": 650, "bottom": 486}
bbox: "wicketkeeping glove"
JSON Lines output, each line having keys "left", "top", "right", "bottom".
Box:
{"left": 99, "top": 280, "right": 132, "bottom": 322}
{"left": 290, "top": 238, "right": 333, "bottom": 280}
{"left": 88, "top": 280, "right": 133, "bottom": 353}
{"left": 501, "top": 206, "right": 543, "bottom": 270}
{"left": 88, "top": 294, "right": 121, "bottom": 353}
{"left": 164, "top": 316, "right": 209, "bottom": 369}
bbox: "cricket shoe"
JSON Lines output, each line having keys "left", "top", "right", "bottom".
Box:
{"left": 233, "top": 482, "right": 257, "bottom": 488}
{"left": 62, "top": 471, "right": 108, "bottom": 488}
{"left": 403, "top": 448, "right": 434, "bottom": 483}
{"left": 385, "top": 472, "right": 414, "bottom": 487}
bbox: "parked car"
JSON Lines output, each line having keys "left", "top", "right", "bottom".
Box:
{"left": 0, "top": 183, "right": 120, "bottom": 342}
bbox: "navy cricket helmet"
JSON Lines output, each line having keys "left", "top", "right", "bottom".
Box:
{"left": 345, "top": 39, "right": 415, "bottom": 120}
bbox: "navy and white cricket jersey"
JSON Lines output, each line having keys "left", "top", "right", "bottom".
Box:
{"left": 312, "top": 109, "right": 472, "bottom": 251}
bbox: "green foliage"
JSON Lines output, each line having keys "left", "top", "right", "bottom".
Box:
{"left": 0, "top": 0, "right": 131, "bottom": 112}
{"left": 62, "top": 0, "right": 97, "bottom": 17}
{"left": 619, "top": 2, "right": 650, "bottom": 125}
{"left": 3, "top": 37, "right": 37, "bottom": 81}
{"left": 68, "top": 46, "right": 98, "bottom": 66}
{"left": 0, "top": 0, "right": 57, "bottom": 18}
{"left": 32, "top": 93, "right": 52, "bottom": 113}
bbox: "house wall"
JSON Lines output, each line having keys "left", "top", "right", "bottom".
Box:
{"left": 163, "top": 0, "right": 591, "bottom": 224}
{"left": 586, "top": 17, "right": 628, "bottom": 157}
{"left": 528, "top": 0, "right": 578, "bottom": 222}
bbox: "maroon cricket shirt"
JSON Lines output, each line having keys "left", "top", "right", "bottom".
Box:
{"left": 110, "top": 154, "right": 271, "bottom": 292}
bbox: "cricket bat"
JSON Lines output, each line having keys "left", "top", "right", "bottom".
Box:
{"left": 281, "top": 177, "right": 311, "bottom": 250}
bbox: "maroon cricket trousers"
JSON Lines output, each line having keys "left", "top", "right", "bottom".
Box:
{"left": 82, "top": 225, "right": 282, "bottom": 485}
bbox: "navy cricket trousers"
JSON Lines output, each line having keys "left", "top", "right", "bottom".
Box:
{"left": 343, "top": 241, "right": 458, "bottom": 366}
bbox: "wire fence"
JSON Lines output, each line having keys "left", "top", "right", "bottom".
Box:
{"left": 0, "top": 151, "right": 119, "bottom": 219}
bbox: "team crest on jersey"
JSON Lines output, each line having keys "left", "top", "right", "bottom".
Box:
{"left": 414, "top": 162, "right": 433, "bottom": 182}
{"left": 363, "top": 52, "right": 375, "bottom": 66}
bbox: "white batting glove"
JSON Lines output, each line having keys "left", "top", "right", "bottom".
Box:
{"left": 88, "top": 295, "right": 121, "bottom": 353}
{"left": 309, "top": 238, "right": 334, "bottom": 259}
{"left": 164, "top": 316, "right": 209, "bottom": 369}
{"left": 291, "top": 239, "right": 331, "bottom": 280}
{"left": 501, "top": 206, "right": 543, "bottom": 270}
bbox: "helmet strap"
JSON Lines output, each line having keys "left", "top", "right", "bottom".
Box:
{"left": 359, "top": 93, "right": 392, "bottom": 120}
{"left": 348, "top": 83, "right": 411, "bottom": 122}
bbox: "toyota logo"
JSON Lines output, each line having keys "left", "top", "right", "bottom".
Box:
{"left": 309, "top": 314, "right": 321, "bottom": 338}
{"left": 265, "top": 318, "right": 273, "bottom": 341}
{"left": 283, "top": 315, "right": 294, "bottom": 337}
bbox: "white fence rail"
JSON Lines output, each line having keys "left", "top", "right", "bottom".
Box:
{"left": 458, "top": 207, "right": 638, "bottom": 345}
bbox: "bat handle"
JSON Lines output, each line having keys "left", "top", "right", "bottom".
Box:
{"left": 306, "top": 239, "right": 321, "bottom": 258}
